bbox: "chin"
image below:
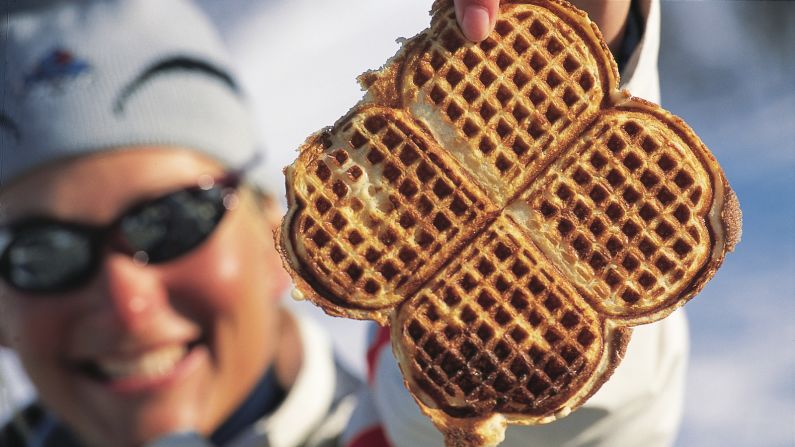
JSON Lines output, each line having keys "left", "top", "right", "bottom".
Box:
{"left": 72, "top": 394, "right": 212, "bottom": 447}
{"left": 55, "top": 346, "right": 217, "bottom": 447}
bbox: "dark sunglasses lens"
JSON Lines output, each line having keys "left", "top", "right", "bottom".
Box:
{"left": 4, "top": 227, "right": 93, "bottom": 292}
{"left": 120, "top": 187, "right": 227, "bottom": 263}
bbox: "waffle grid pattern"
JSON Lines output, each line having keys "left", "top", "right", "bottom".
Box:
{"left": 409, "top": 8, "right": 602, "bottom": 200}
{"left": 522, "top": 114, "right": 710, "bottom": 315}
{"left": 400, "top": 217, "right": 602, "bottom": 417}
{"left": 283, "top": 0, "right": 729, "bottom": 432}
{"left": 296, "top": 109, "right": 492, "bottom": 308}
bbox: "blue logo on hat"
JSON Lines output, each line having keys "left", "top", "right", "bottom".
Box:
{"left": 24, "top": 48, "right": 91, "bottom": 89}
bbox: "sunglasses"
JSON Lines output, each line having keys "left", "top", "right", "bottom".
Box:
{"left": 0, "top": 173, "right": 245, "bottom": 295}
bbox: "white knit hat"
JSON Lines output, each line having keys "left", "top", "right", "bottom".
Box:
{"left": 0, "top": 0, "right": 262, "bottom": 188}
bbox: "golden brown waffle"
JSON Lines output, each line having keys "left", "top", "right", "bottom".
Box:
{"left": 279, "top": 0, "right": 741, "bottom": 445}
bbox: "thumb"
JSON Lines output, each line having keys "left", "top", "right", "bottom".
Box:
{"left": 454, "top": 0, "right": 499, "bottom": 42}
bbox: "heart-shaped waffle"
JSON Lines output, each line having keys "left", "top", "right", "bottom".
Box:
{"left": 279, "top": 1, "right": 741, "bottom": 445}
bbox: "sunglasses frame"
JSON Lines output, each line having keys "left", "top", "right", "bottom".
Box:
{"left": 0, "top": 171, "right": 244, "bottom": 294}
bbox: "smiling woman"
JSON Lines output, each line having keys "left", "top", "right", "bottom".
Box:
{"left": 0, "top": 1, "right": 339, "bottom": 446}
{"left": 0, "top": 148, "right": 291, "bottom": 446}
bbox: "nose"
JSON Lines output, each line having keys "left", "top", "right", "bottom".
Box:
{"left": 96, "top": 252, "right": 170, "bottom": 331}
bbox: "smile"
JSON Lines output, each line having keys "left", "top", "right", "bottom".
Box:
{"left": 95, "top": 344, "right": 187, "bottom": 379}
{"left": 73, "top": 338, "right": 205, "bottom": 392}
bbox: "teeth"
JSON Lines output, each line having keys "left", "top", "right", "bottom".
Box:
{"left": 96, "top": 345, "right": 187, "bottom": 380}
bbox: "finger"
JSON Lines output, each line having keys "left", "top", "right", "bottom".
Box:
{"left": 453, "top": 0, "right": 499, "bottom": 42}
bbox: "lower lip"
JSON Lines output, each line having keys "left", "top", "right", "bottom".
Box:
{"left": 95, "top": 345, "right": 208, "bottom": 396}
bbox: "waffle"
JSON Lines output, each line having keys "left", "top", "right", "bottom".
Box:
{"left": 279, "top": 0, "right": 741, "bottom": 445}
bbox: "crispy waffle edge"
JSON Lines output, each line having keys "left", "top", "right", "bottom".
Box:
{"left": 279, "top": 131, "right": 394, "bottom": 325}
{"left": 601, "top": 96, "right": 742, "bottom": 326}
{"left": 390, "top": 303, "right": 633, "bottom": 440}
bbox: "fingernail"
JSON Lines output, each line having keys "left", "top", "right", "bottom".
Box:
{"left": 462, "top": 6, "right": 491, "bottom": 42}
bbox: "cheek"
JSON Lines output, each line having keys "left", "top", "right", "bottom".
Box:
{"left": 0, "top": 291, "right": 73, "bottom": 375}
{"left": 166, "top": 217, "right": 284, "bottom": 314}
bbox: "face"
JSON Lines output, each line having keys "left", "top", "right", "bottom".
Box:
{"left": 0, "top": 147, "right": 290, "bottom": 447}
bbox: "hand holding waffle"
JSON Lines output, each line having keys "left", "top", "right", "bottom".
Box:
{"left": 454, "top": 0, "right": 631, "bottom": 52}
{"left": 279, "top": 1, "right": 741, "bottom": 445}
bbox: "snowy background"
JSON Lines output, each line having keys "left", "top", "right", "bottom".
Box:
{"left": 2, "top": 1, "right": 793, "bottom": 446}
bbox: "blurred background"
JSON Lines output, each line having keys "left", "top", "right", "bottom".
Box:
{"left": 2, "top": 1, "right": 793, "bottom": 446}
{"left": 657, "top": 3, "right": 794, "bottom": 446}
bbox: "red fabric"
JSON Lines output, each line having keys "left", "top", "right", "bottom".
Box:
{"left": 366, "top": 326, "right": 392, "bottom": 385}
{"left": 347, "top": 425, "right": 392, "bottom": 447}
